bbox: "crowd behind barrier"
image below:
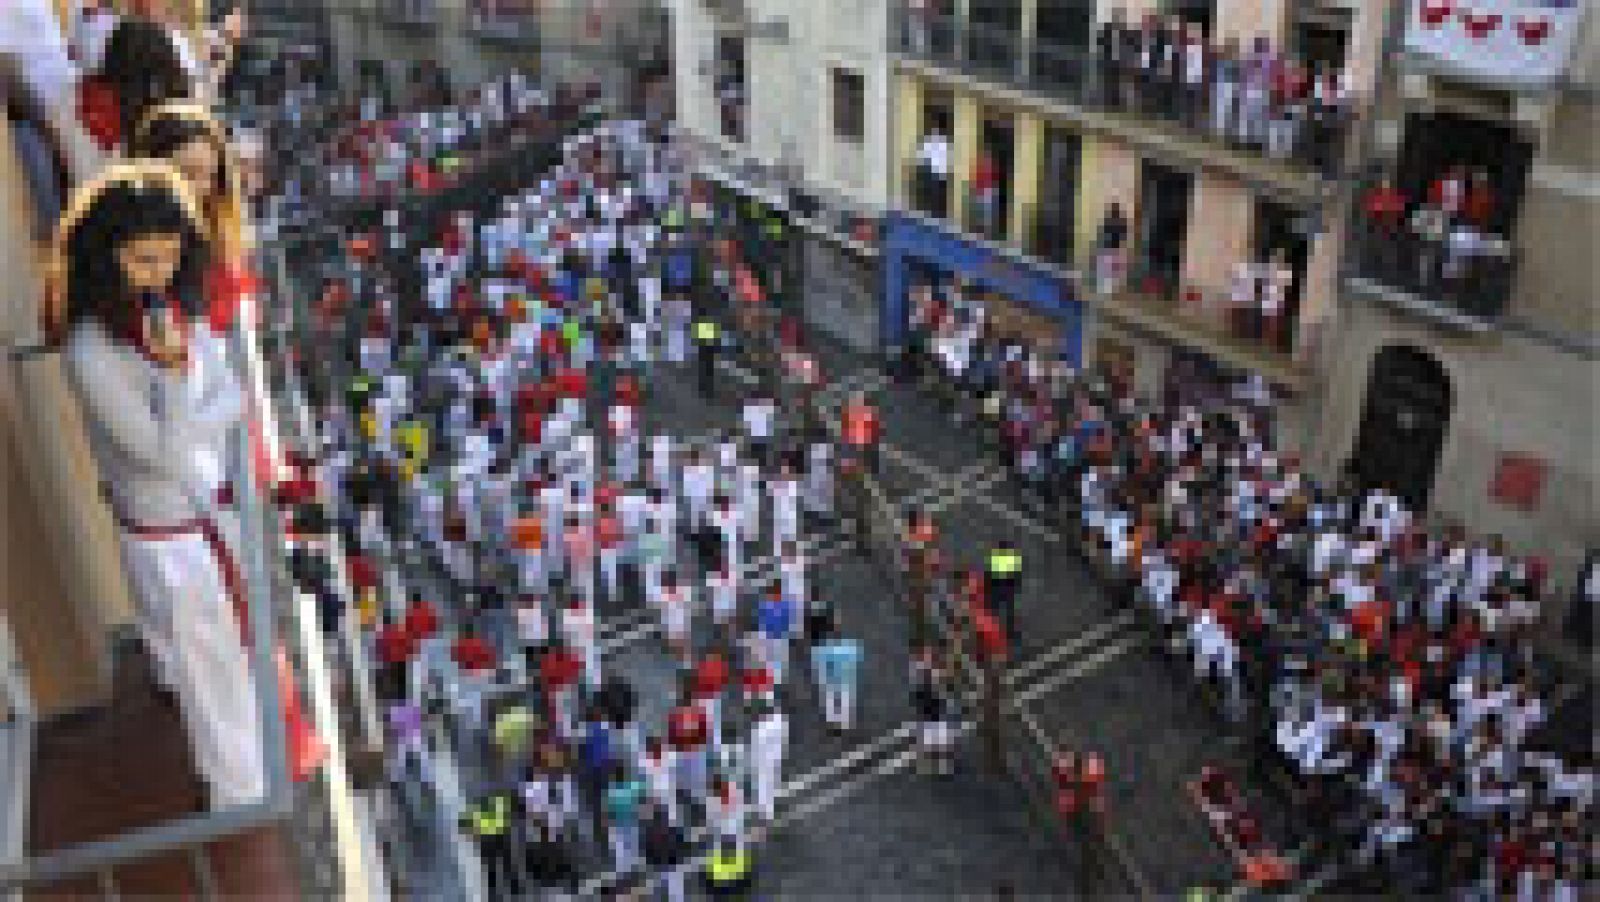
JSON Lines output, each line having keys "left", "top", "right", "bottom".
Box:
{"left": 899, "top": 279, "right": 1594, "bottom": 896}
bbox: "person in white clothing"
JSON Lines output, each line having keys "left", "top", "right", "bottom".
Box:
{"left": 748, "top": 701, "right": 788, "bottom": 823}
{"left": 60, "top": 166, "right": 265, "bottom": 808}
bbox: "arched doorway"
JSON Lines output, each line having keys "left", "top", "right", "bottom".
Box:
{"left": 1347, "top": 345, "right": 1453, "bottom": 510}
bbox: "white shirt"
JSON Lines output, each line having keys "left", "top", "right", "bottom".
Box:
{"left": 2, "top": 0, "right": 80, "bottom": 110}
{"left": 918, "top": 134, "right": 951, "bottom": 177}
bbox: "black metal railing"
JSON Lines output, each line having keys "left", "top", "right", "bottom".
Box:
{"left": 895, "top": 4, "right": 1349, "bottom": 179}
{"left": 1348, "top": 220, "right": 1516, "bottom": 322}
{"left": 1026, "top": 203, "right": 1078, "bottom": 271}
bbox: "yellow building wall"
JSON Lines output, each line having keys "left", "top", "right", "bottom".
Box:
{"left": 1092, "top": 139, "right": 1143, "bottom": 241}
{"left": 894, "top": 73, "right": 925, "bottom": 207}
{"left": 1215, "top": 0, "right": 1288, "bottom": 46}
{"left": 1075, "top": 135, "right": 1106, "bottom": 260}
{"left": 1009, "top": 110, "right": 1043, "bottom": 247}
{"left": 952, "top": 91, "right": 979, "bottom": 226}
{"left": 1179, "top": 173, "right": 1254, "bottom": 315}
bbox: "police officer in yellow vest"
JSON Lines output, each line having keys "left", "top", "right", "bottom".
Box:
{"left": 461, "top": 792, "right": 521, "bottom": 898}
{"left": 985, "top": 540, "right": 1024, "bottom": 648}
{"left": 693, "top": 316, "right": 721, "bottom": 399}
{"left": 703, "top": 836, "right": 753, "bottom": 897}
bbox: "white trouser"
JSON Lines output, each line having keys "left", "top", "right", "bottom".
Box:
{"left": 762, "top": 634, "right": 790, "bottom": 685}
{"left": 120, "top": 528, "right": 266, "bottom": 809}
{"left": 599, "top": 547, "right": 621, "bottom": 601}
{"left": 752, "top": 757, "right": 782, "bottom": 821}
{"left": 821, "top": 682, "right": 854, "bottom": 729}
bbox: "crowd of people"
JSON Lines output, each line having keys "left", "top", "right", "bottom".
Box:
{"left": 307, "top": 71, "right": 556, "bottom": 202}
{"left": 281, "top": 101, "right": 893, "bottom": 897}
{"left": 899, "top": 1, "right": 1353, "bottom": 176}
{"left": 904, "top": 278, "right": 1593, "bottom": 896}
{"left": 3, "top": 0, "right": 334, "bottom": 811}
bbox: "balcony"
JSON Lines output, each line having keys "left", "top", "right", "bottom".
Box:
{"left": 893, "top": 4, "right": 1345, "bottom": 197}
{"left": 469, "top": 13, "right": 540, "bottom": 47}
{"left": 1345, "top": 220, "right": 1516, "bottom": 330}
{"left": 379, "top": 0, "right": 439, "bottom": 28}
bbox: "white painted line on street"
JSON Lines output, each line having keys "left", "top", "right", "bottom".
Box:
{"left": 583, "top": 620, "right": 1137, "bottom": 897}
{"left": 1015, "top": 636, "right": 1142, "bottom": 705}
{"left": 880, "top": 441, "right": 1064, "bottom": 542}
{"left": 1005, "top": 611, "right": 1137, "bottom": 688}
{"left": 428, "top": 736, "right": 487, "bottom": 902}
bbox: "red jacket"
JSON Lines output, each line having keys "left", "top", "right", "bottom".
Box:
{"left": 403, "top": 600, "right": 441, "bottom": 642}
{"left": 451, "top": 635, "right": 496, "bottom": 673}
{"left": 667, "top": 704, "right": 709, "bottom": 750}
{"left": 540, "top": 648, "right": 582, "bottom": 692}
{"left": 693, "top": 655, "right": 730, "bottom": 699}
{"left": 376, "top": 624, "right": 416, "bottom": 666}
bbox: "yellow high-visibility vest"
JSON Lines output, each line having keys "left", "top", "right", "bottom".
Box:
{"left": 706, "top": 847, "right": 751, "bottom": 883}
{"left": 468, "top": 796, "right": 510, "bottom": 836}
{"left": 987, "top": 550, "right": 1022, "bottom": 577}
{"left": 694, "top": 320, "right": 720, "bottom": 343}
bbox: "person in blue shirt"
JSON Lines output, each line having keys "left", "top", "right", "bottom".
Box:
{"left": 577, "top": 707, "right": 615, "bottom": 843}
{"left": 754, "top": 584, "right": 796, "bottom": 687}
{"left": 810, "top": 627, "right": 863, "bottom": 734}
{"left": 602, "top": 763, "right": 646, "bottom": 871}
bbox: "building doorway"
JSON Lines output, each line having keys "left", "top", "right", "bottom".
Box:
{"left": 975, "top": 114, "right": 1015, "bottom": 240}
{"left": 1135, "top": 161, "right": 1192, "bottom": 296}
{"left": 1347, "top": 346, "right": 1453, "bottom": 510}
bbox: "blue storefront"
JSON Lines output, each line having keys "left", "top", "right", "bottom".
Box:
{"left": 881, "top": 213, "right": 1085, "bottom": 365}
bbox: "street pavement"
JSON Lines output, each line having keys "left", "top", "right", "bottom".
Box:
{"left": 323, "top": 301, "right": 1250, "bottom": 897}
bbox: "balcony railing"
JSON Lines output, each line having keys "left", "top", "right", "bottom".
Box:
{"left": 894, "top": 4, "right": 1349, "bottom": 180}
{"left": 0, "top": 363, "right": 297, "bottom": 896}
{"left": 1347, "top": 220, "right": 1516, "bottom": 325}
{"left": 469, "top": 14, "right": 540, "bottom": 46}
{"left": 380, "top": 0, "right": 439, "bottom": 26}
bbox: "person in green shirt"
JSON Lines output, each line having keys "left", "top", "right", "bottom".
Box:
{"left": 603, "top": 763, "right": 646, "bottom": 871}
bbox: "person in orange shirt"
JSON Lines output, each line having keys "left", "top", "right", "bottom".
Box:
{"left": 511, "top": 508, "right": 547, "bottom": 597}
{"left": 840, "top": 392, "right": 882, "bottom": 475}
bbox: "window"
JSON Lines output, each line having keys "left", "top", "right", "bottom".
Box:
{"left": 831, "top": 68, "right": 865, "bottom": 143}
{"left": 715, "top": 34, "right": 748, "bottom": 142}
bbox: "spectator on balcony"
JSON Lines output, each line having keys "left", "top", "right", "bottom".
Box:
{"left": 1260, "top": 250, "right": 1294, "bottom": 351}
{"left": 1209, "top": 38, "right": 1241, "bottom": 143}
{"left": 906, "top": 0, "right": 935, "bottom": 55}
{"left": 1133, "top": 14, "right": 1173, "bottom": 118}
{"left": 1462, "top": 168, "right": 1497, "bottom": 229}
{"left": 1267, "top": 57, "right": 1309, "bottom": 161}
{"left": 79, "top": 16, "right": 191, "bottom": 152}
{"left": 55, "top": 163, "right": 266, "bottom": 809}
{"left": 1177, "top": 21, "right": 1210, "bottom": 129}
{"left": 1361, "top": 176, "right": 1409, "bottom": 275}
{"left": 915, "top": 126, "right": 951, "bottom": 216}
{"left": 1429, "top": 165, "right": 1469, "bottom": 220}
{"left": 971, "top": 148, "right": 1000, "bottom": 237}
{"left": 1095, "top": 7, "right": 1133, "bottom": 111}
{"left": 1092, "top": 202, "right": 1129, "bottom": 296}
{"left": 1236, "top": 36, "right": 1274, "bottom": 149}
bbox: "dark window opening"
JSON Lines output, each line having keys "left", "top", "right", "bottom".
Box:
{"left": 1135, "top": 161, "right": 1192, "bottom": 296}
{"left": 831, "top": 68, "right": 866, "bottom": 143}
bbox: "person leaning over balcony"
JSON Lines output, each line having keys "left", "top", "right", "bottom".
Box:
{"left": 916, "top": 126, "right": 951, "bottom": 214}
{"left": 1093, "top": 203, "right": 1129, "bottom": 295}
{"left": 1210, "top": 38, "right": 1241, "bottom": 143}
{"left": 1177, "top": 21, "right": 1210, "bottom": 130}
{"left": 53, "top": 163, "right": 266, "bottom": 808}
{"left": 1095, "top": 7, "right": 1131, "bottom": 110}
